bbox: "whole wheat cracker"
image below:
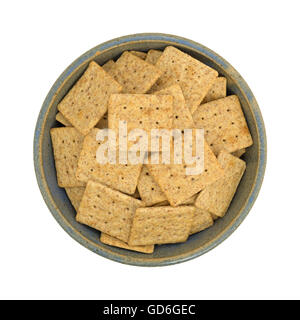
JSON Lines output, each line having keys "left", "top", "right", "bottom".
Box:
{"left": 50, "top": 127, "right": 85, "bottom": 187}
{"left": 195, "top": 151, "right": 246, "bottom": 217}
{"left": 192, "top": 95, "right": 253, "bottom": 154}
{"left": 128, "top": 206, "right": 195, "bottom": 245}
{"left": 146, "top": 138, "right": 224, "bottom": 207}
{"left": 76, "top": 128, "right": 143, "bottom": 195}
{"left": 76, "top": 181, "right": 144, "bottom": 242}
{"left": 138, "top": 167, "right": 199, "bottom": 207}
{"left": 58, "top": 61, "right": 122, "bottom": 135}
{"left": 109, "top": 51, "right": 161, "bottom": 94}
{"left": 154, "top": 84, "right": 194, "bottom": 129}
{"left": 108, "top": 94, "right": 173, "bottom": 151}
{"left": 149, "top": 46, "right": 218, "bottom": 113}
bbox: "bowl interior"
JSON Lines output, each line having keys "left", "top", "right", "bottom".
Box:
{"left": 36, "top": 36, "right": 264, "bottom": 266}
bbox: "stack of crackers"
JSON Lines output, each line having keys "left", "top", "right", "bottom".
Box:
{"left": 51, "top": 47, "right": 253, "bottom": 254}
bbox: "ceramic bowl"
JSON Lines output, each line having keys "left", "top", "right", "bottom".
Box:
{"left": 34, "top": 33, "right": 267, "bottom": 266}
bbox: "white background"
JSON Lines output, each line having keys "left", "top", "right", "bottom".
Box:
{"left": 0, "top": 0, "right": 299, "bottom": 300}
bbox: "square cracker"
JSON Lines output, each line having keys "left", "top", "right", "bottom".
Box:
{"left": 137, "top": 166, "right": 199, "bottom": 207}
{"left": 150, "top": 46, "right": 218, "bottom": 113}
{"left": 50, "top": 127, "right": 85, "bottom": 187}
{"left": 190, "top": 208, "right": 213, "bottom": 235}
{"left": 195, "top": 151, "right": 246, "bottom": 217}
{"left": 100, "top": 233, "right": 154, "bottom": 254}
{"left": 56, "top": 112, "right": 72, "bottom": 127}
{"left": 154, "top": 84, "right": 194, "bottom": 129}
{"left": 109, "top": 51, "right": 161, "bottom": 93}
{"left": 58, "top": 61, "right": 122, "bottom": 135}
{"left": 65, "top": 186, "right": 85, "bottom": 211}
{"left": 128, "top": 206, "right": 195, "bottom": 245}
{"left": 130, "top": 50, "right": 147, "bottom": 60}
{"left": 201, "top": 77, "right": 227, "bottom": 104}
{"left": 137, "top": 166, "right": 167, "bottom": 206}
{"left": 192, "top": 95, "right": 253, "bottom": 154}
{"left": 76, "top": 181, "right": 144, "bottom": 242}
{"left": 145, "top": 49, "right": 162, "bottom": 65}
{"left": 108, "top": 94, "right": 173, "bottom": 150}
{"left": 76, "top": 128, "right": 143, "bottom": 195}
{"left": 146, "top": 140, "right": 224, "bottom": 206}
